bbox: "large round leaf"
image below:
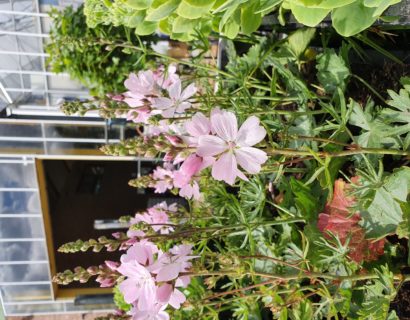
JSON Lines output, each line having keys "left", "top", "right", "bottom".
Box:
{"left": 241, "top": 1, "right": 262, "bottom": 35}
{"left": 135, "top": 20, "right": 158, "bottom": 35}
{"left": 172, "top": 16, "right": 199, "bottom": 33}
{"left": 184, "top": 0, "right": 214, "bottom": 7}
{"left": 332, "top": 2, "right": 378, "bottom": 37}
{"left": 145, "top": 0, "right": 180, "bottom": 21}
{"left": 126, "top": 0, "right": 152, "bottom": 10}
{"left": 290, "top": 3, "right": 330, "bottom": 27}
{"left": 288, "top": 0, "right": 355, "bottom": 8}
{"left": 177, "top": 0, "right": 214, "bottom": 19}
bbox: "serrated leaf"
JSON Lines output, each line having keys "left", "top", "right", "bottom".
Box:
{"left": 290, "top": 177, "right": 318, "bottom": 220}
{"left": 361, "top": 188, "right": 403, "bottom": 238}
{"left": 286, "top": 27, "right": 316, "bottom": 59}
{"left": 316, "top": 48, "right": 350, "bottom": 94}
{"left": 172, "top": 16, "right": 198, "bottom": 33}
{"left": 349, "top": 101, "right": 399, "bottom": 148}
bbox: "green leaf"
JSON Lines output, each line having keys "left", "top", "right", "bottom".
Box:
{"left": 125, "top": 0, "right": 152, "bottom": 9}
{"left": 316, "top": 48, "right": 350, "bottom": 94}
{"left": 288, "top": 0, "right": 355, "bottom": 8}
{"left": 361, "top": 187, "right": 403, "bottom": 239}
{"left": 184, "top": 0, "right": 213, "bottom": 6}
{"left": 349, "top": 100, "right": 398, "bottom": 148}
{"left": 222, "top": 8, "right": 240, "bottom": 38}
{"left": 145, "top": 0, "right": 180, "bottom": 21}
{"left": 290, "top": 177, "right": 318, "bottom": 220}
{"left": 134, "top": 20, "right": 158, "bottom": 35}
{"left": 396, "top": 202, "right": 410, "bottom": 239}
{"left": 240, "top": 1, "right": 262, "bottom": 34}
{"left": 289, "top": 3, "right": 330, "bottom": 27}
{"left": 286, "top": 27, "right": 316, "bottom": 59}
{"left": 127, "top": 10, "right": 146, "bottom": 27}
{"left": 172, "top": 16, "right": 199, "bottom": 33}
{"left": 332, "top": 2, "right": 378, "bottom": 37}
{"left": 176, "top": 0, "right": 214, "bottom": 19}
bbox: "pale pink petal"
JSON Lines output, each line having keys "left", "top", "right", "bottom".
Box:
{"left": 235, "top": 147, "right": 268, "bottom": 174}
{"left": 168, "top": 80, "right": 181, "bottom": 100}
{"left": 175, "top": 101, "right": 191, "bottom": 113}
{"left": 152, "top": 98, "right": 173, "bottom": 110}
{"left": 124, "top": 73, "right": 138, "bottom": 92}
{"left": 197, "top": 135, "right": 227, "bottom": 157}
{"left": 119, "top": 278, "right": 138, "bottom": 303}
{"left": 169, "top": 288, "right": 186, "bottom": 309}
{"left": 161, "top": 107, "right": 176, "bottom": 118}
{"left": 180, "top": 83, "right": 197, "bottom": 100}
{"left": 156, "top": 283, "right": 173, "bottom": 303}
{"left": 236, "top": 116, "right": 267, "bottom": 147}
{"left": 212, "top": 152, "right": 238, "bottom": 185}
{"left": 185, "top": 112, "right": 211, "bottom": 137}
{"left": 156, "top": 263, "right": 181, "bottom": 282}
{"left": 124, "top": 98, "right": 144, "bottom": 108}
{"left": 175, "top": 275, "right": 191, "bottom": 288}
{"left": 137, "top": 283, "right": 157, "bottom": 310}
{"left": 211, "top": 110, "right": 238, "bottom": 141}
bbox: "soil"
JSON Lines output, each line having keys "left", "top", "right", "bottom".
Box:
{"left": 391, "top": 279, "right": 410, "bottom": 319}
{"left": 348, "top": 61, "right": 410, "bottom": 106}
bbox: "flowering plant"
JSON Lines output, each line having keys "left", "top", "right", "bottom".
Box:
{"left": 56, "top": 26, "right": 410, "bottom": 320}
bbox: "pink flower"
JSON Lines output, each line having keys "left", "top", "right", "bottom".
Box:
{"left": 151, "top": 166, "right": 174, "bottom": 193}
{"left": 184, "top": 112, "right": 211, "bottom": 146}
{"left": 179, "top": 180, "right": 201, "bottom": 201}
{"left": 125, "top": 70, "right": 160, "bottom": 97}
{"left": 156, "top": 284, "right": 186, "bottom": 309}
{"left": 117, "top": 260, "right": 157, "bottom": 308}
{"left": 155, "top": 65, "right": 179, "bottom": 90}
{"left": 173, "top": 154, "right": 203, "bottom": 188}
{"left": 151, "top": 80, "right": 197, "bottom": 118}
{"left": 150, "top": 244, "right": 197, "bottom": 282}
{"left": 130, "top": 303, "right": 169, "bottom": 320}
{"left": 197, "top": 109, "right": 267, "bottom": 185}
{"left": 126, "top": 106, "right": 153, "bottom": 124}
{"left": 121, "top": 241, "right": 158, "bottom": 266}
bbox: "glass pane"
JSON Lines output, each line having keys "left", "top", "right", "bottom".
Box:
{"left": 0, "top": 163, "right": 37, "bottom": 189}
{"left": 44, "top": 123, "right": 106, "bottom": 139}
{"left": 0, "top": 241, "right": 47, "bottom": 261}
{"left": 0, "top": 141, "right": 44, "bottom": 154}
{"left": 0, "top": 217, "right": 44, "bottom": 238}
{"left": 46, "top": 142, "right": 102, "bottom": 155}
{"left": 0, "top": 264, "right": 50, "bottom": 282}
{"left": 0, "top": 124, "right": 42, "bottom": 138}
{"left": 0, "top": 191, "right": 41, "bottom": 214}
{"left": 1, "top": 284, "right": 52, "bottom": 302}
{"left": 5, "top": 302, "right": 65, "bottom": 315}
{"left": 65, "top": 301, "right": 115, "bottom": 311}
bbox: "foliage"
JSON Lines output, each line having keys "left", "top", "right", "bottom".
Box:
{"left": 46, "top": 5, "right": 153, "bottom": 96}
{"left": 51, "top": 13, "right": 410, "bottom": 320}
{"left": 82, "top": 0, "right": 401, "bottom": 42}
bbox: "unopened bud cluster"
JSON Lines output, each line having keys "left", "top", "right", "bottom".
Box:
{"left": 58, "top": 234, "right": 128, "bottom": 253}
{"left": 61, "top": 97, "right": 129, "bottom": 119}
{"left": 101, "top": 133, "right": 186, "bottom": 158}
{"left": 53, "top": 263, "right": 120, "bottom": 287}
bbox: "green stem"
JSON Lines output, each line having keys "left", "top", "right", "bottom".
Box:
{"left": 266, "top": 147, "right": 410, "bottom": 158}
{"left": 101, "top": 40, "right": 235, "bottom": 80}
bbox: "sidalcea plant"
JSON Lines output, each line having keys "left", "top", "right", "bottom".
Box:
{"left": 56, "top": 33, "right": 410, "bottom": 319}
